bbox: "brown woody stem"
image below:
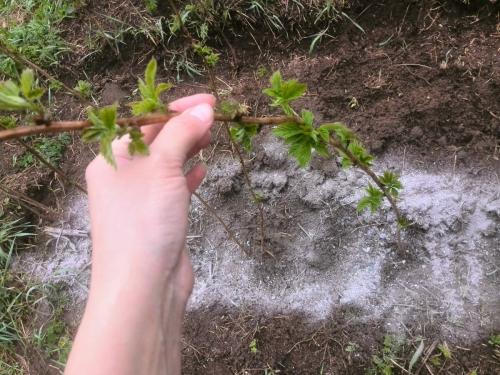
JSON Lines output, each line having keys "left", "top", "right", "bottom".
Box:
{"left": 0, "top": 113, "right": 296, "bottom": 141}
{"left": 329, "top": 138, "right": 403, "bottom": 246}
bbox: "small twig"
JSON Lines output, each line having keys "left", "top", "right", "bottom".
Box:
{"left": 167, "top": 0, "right": 268, "bottom": 254}
{"left": 192, "top": 192, "right": 248, "bottom": 255}
{"left": 329, "top": 138, "right": 404, "bottom": 248}
{"left": 0, "top": 112, "right": 296, "bottom": 140}
{"left": 0, "top": 185, "right": 54, "bottom": 216}
{"left": 0, "top": 41, "right": 90, "bottom": 104}
{"left": 14, "top": 137, "right": 87, "bottom": 194}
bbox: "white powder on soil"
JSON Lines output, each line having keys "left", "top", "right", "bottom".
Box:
{"left": 14, "top": 146, "right": 499, "bottom": 342}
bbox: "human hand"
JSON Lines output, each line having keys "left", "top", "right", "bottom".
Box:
{"left": 66, "top": 94, "right": 215, "bottom": 375}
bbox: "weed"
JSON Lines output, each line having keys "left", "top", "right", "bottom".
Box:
{"left": 345, "top": 342, "right": 359, "bottom": 353}
{"left": 249, "top": 338, "right": 258, "bottom": 354}
{"left": 368, "top": 335, "right": 404, "bottom": 375}
{"left": 256, "top": 65, "right": 269, "bottom": 79}
{"left": 0, "top": 217, "right": 72, "bottom": 372}
{"left": 74, "top": 80, "right": 92, "bottom": 99}
{"left": 488, "top": 334, "right": 500, "bottom": 346}
{"left": 0, "top": 0, "right": 78, "bottom": 77}
{"left": 144, "top": 0, "right": 157, "bottom": 13}
{"left": 33, "top": 289, "right": 72, "bottom": 367}
{"left": 14, "top": 134, "right": 71, "bottom": 170}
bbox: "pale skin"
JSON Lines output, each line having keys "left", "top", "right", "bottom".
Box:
{"left": 65, "top": 94, "right": 216, "bottom": 375}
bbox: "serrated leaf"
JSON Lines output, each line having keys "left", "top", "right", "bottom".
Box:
{"left": 2, "top": 80, "right": 20, "bottom": 96}
{"left": 341, "top": 154, "right": 353, "bottom": 169}
{"left": 263, "top": 71, "right": 307, "bottom": 115}
{"left": 438, "top": 342, "right": 452, "bottom": 360}
{"left": 320, "top": 122, "right": 356, "bottom": 147}
{"left": 128, "top": 128, "right": 149, "bottom": 156}
{"left": 289, "top": 140, "right": 313, "bottom": 167}
{"left": 230, "top": 122, "right": 258, "bottom": 152}
{"left": 273, "top": 122, "right": 305, "bottom": 138}
{"left": 83, "top": 105, "right": 120, "bottom": 166}
{"left": 156, "top": 82, "right": 173, "bottom": 96}
{"left": 269, "top": 71, "right": 282, "bottom": 89}
{"left": 129, "top": 58, "right": 171, "bottom": 115}
{"left": 357, "top": 184, "right": 384, "bottom": 213}
{"left": 131, "top": 98, "right": 158, "bottom": 117}
{"left": 100, "top": 106, "right": 117, "bottom": 130}
{"left": 315, "top": 141, "right": 330, "bottom": 158}
{"left": 20, "top": 69, "right": 34, "bottom": 99}
{"left": 301, "top": 110, "right": 314, "bottom": 126}
{"left": 99, "top": 134, "right": 116, "bottom": 167}
{"left": 379, "top": 171, "right": 402, "bottom": 197}
{"left": 409, "top": 340, "right": 424, "bottom": 371}
{"left": 317, "top": 126, "right": 330, "bottom": 143}
{"left": 145, "top": 58, "right": 157, "bottom": 89}
{"left": 348, "top": 140, "right": 374, "bottom": 167}
{"left": 0, "top": 91, "right": 32, "bottom": 111}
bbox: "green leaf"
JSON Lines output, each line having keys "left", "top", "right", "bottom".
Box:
{"left": 0, "top": 116, "right": 16, "bottom": 129}
{"left": 379, "top": 171, "right": 402, "bottom": 197}
{"left": 230, "top": 122, "right": 259, "bottom": 152}
{"left": 128, "top": 128, "right": 150, "bottom": 156}
{"left": 156, "top": 82, "right": 173, "bottom": 96}
{"left": 340, "top": 153, "right": 353, "bottom": 169}
{"left": 409, "top": 340, "right": 424, "bottom": 371}
{"left": 348, "top": 140, "right": 374, "bottom": 167}
{"left": 263, "top": 71, "right": 307, "bottom": 115}
{"left": 320, "top": 122, "right": 356, "bottom": 147}
{"left": 83, "top": 105, "right": 120, "bottom": 166}
{"left": 145, "top": 58, "right": 157, "bottom": 89}
{"left": 357, "top": 184, "right": 384, "bottom": 213}
{"left": 437, "top": 342, "right": 452, "bottom": 360}
{"left": 2, "top": 80, "right": 20, "bottom": 96}
{"left": 100, "top": 135, "right": 115, "bottom": 168}
{"left": 20, "top": 69, "right": 35, "bottom": 99}
{"left": 19, "top": 69, "right": 45, "bottom": 101}
{"left": 273, "top": 122, "right": 306, "bottom": 138}
{"left": 301, "top": 110, "right": 314, "bottom": 126}
{"left": 289, "top": 140, "right": 313, "bottom": 167}
{"left": 129, "top": 58, "right": 172, "bottom": 116}
{"left": 314, "top": 141, "right": 330, "bottom": 158}
{"left": 397, "top": 216, "right": 411, "bottom": 229}
{"left": 74, "top": 80, "right": 92, "bottom": 99}
{"left": 193, "top": 43, "right": 220, "bottom": 67}
{"left": 0, "top": 91, "right": 31, "bottom": 111}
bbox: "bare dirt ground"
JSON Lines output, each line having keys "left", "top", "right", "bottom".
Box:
{"left": 3, "top": 0, "right": 499, "bottom": 373}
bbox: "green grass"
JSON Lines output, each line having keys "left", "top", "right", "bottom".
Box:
{"left": 0, "top": 0, "right": 79, "bottom": 77}
{"left": 0, "top": 216, "right": 72, "bottom": 373}
{"left": 14, "top": 133, "right": 72, "bottom": 170}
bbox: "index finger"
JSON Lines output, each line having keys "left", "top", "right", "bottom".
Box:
{"left": 140, "top": 94, "right": 216, "bottom": 145}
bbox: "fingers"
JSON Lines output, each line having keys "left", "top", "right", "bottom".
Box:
{"left": 185, "top": 164, "right": 207, "bottom": 193}
{"left": 187, "top": 130, "right": 211, "bottom": 160}
{"left": 109, "top": 94, "right": 215, "bottom": 164}
{"left": 169, "top": 94, "right": 216, "bottom": 112}
{"left": 139, "top": 94, "right": 216, "bottom": 146}
{"left": 150, "top": 103, "right": 214, "bottom": 163}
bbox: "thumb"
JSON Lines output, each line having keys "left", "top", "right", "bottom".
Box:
{"left": 149, "top": 103, "right": 214, "bottom": 163}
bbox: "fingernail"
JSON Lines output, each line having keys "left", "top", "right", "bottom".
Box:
{"left": 186, "top": 103, "right": 213, "bottom": 126}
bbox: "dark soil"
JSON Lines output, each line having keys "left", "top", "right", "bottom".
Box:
{"left": 183, "top": 306, "right": 499, "bottom": 375}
